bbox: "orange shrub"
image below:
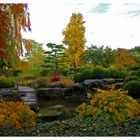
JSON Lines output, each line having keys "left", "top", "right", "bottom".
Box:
{"left": 0, "top": 101, "right": 36, "bottom": 130}
{"left": 60, "top": 78, "right": 74, "bottom": 87}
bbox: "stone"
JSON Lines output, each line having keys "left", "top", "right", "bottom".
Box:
{"left": 69, "top": 83, "right": 84, "bottom": 90}
{"left": 25, "top": 101, "right": 39, "bottom": 112}
{"left": 37, "top": 104, "right": 69, "bottom": 122}
{"left": 37, "top": 88, "right": 66, "bottom": 98}
{"left": 37, "top": 86, "right": 85, "bottom": 99}
{"left": 115, "top": 79, "right": 124, "bottom": 83}
{"left": 49, "top": 82, "right": 65, "bottom": 88}
{"left": 21, "top": 97, "right": 37, "bottom": 102}
{"left": 67, "top": 83, "right": 85, "bottom": 96}
{"left": 83, "top": 79, "right": 105, "bottom": 92}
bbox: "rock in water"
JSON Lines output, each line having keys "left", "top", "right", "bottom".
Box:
{"left": 37, "top": 105, "right": 69, "bottom": 122}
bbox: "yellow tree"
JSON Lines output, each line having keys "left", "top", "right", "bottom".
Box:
{"left": 114, "top": 48, "right": 136, "bottom": 68}
{"left": 62, "top": 12, "right": 86, "bottom": 68}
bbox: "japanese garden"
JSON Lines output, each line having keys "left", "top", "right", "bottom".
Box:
{"left": 0, "top": 3, "right": 140, "bottom": 136}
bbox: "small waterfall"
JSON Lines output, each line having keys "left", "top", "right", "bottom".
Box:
{"left": 18, "top": 86, "right": 39, "bottom": 112}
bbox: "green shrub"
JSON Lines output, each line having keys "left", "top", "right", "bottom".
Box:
{"left": 73, "top": 72, "right": 82, "bottom": 82}
{"left": 123, "top": 80, "right": 140, "bottom": 98}
{"left": 0, "top": 76, "right": 15, "bottom": 88}
{"left": 75, "top": 88, "right": 140, "bottom": 124}
{"left": 135, "top": 69, "right": 140, "bottom": 77}
{"left": 123, "top": 76, "right": 140, "bottom": 85}
{"left": 74, "top": 69, "right": 93, "bottom": 82}
{"left": 74, "top": 67, "right": 127, "bottom": 82}
{"left": 108, "top": 67, "right": 127, "bottom": 78}
{"left": 18, "top": 70, "right": 40, "bottom": 79}
{"left": 92, "top": 67, "right": 109, "bottom": 79}
{"left": 128, "top": 70, "right": 137, "bottom": 76}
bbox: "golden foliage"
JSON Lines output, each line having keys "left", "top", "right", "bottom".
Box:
{"left": 59, "top": 78, "right": 74, "bottom": 87}
{"left": 0, "top": 101, "right": 36, "bottom": 130}
{"left": 32, "top": 77, "right": 50, "bottom": 88}
{"left": 62, "top": 12, "right": 86, "bottom": 68}
{"left": 15, "top": 61, "right": 29, "bottom": 71}
{"left": 75, "top": 88, "right": 140, "bottom": 122}
{"left": 114, "top": 48, "right": 136, "bottom": 68}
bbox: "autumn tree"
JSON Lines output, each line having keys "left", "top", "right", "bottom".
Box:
{"left": 62, "top": 12, "right": 86, "bottom": 69}
{"left": 0, "top": 4, "right": 31, "bottom": 70}
{"left": 15, "top": 60, "right": 29, "bottom": 71}
{"left": 114, "top": 48, "right": 136, "bottom": 68}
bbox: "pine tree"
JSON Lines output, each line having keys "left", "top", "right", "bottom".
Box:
{"left": 42, "top": 43, "right": 68, "bottom": 74}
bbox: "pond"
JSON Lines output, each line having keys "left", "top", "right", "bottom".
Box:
{"left": 38, "top": 96, "right": 88, "bottom": 117}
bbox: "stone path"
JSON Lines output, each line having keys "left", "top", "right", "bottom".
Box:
{"left": 18, "top": 86, "right": 39, "bottom": 112}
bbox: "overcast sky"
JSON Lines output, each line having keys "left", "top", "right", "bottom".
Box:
{"left": 20, "top": 0, "right": 140, "bottom": 49}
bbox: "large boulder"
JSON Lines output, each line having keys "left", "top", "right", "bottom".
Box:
{"left": 36, "top": 88, "right": 66, "bottom": 98}
{"left": 37, "top": 85, "right": 85, "bottom": 99}
{"left": 66, "top": 83, "right": 85, "bottom": 96}
{"left": 83, "top": 79, "right": 105, "bottom": 92}
{"left": 37, "top": 105, "right": 69, "bottom": 122}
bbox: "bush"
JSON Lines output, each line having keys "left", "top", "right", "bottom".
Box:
{"left": 123, "top": 80, "right": 140, "bottom": 98}
{"left": 108, "top": 67, "right": 127, "bottom": 78}
{"left": 0, "top": 76, "right": 15, "bottom": 88}
{"left": 59, "top": 78, "right": 74, "bottom": 87}
{"left": 92, "top": 67, "right": 109, "bottom": 79}
{"left": 75, "top": 88, "right": 140, "bottom": 124}
{"left": 0, "top": 101, "right": 36, "bottom": 130}
{"left": 74, "top": 69, "right": 93, "bottom": 82}
{"left": 74, "top": 67, "right": 128, "bottom": 82}
{"left": 73, "top": 72, "right": 82, "bottom": 82}
{"left": 31, "top": 77, "right": 50, "bottom": 88}
{"left": 135, "top": 69, "right": 140, "bottom": 77}
{"left": 128, "top": 70, "right": 137, "bottom": 76}
{"left": 123, "top": 76, "right": 140, "bottom": 85}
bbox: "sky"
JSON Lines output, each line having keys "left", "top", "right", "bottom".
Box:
{"left": 19, "top": 0, "right": 140, "bottom": 49}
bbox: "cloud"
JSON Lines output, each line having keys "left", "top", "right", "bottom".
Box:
{"left": 89, "top": 3, "right": 111, "bottom": 14}
{"left": 123, "top": 3, "right": 140, "bottom": 17}
{"left": 127, "top": 9, "right": 140, "bottom": 17}
{"left": 23, "top": 2, "right": 140, "bottom": 49}
{"left": 128, "top": 34, "right": 135, "bottom": 38}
